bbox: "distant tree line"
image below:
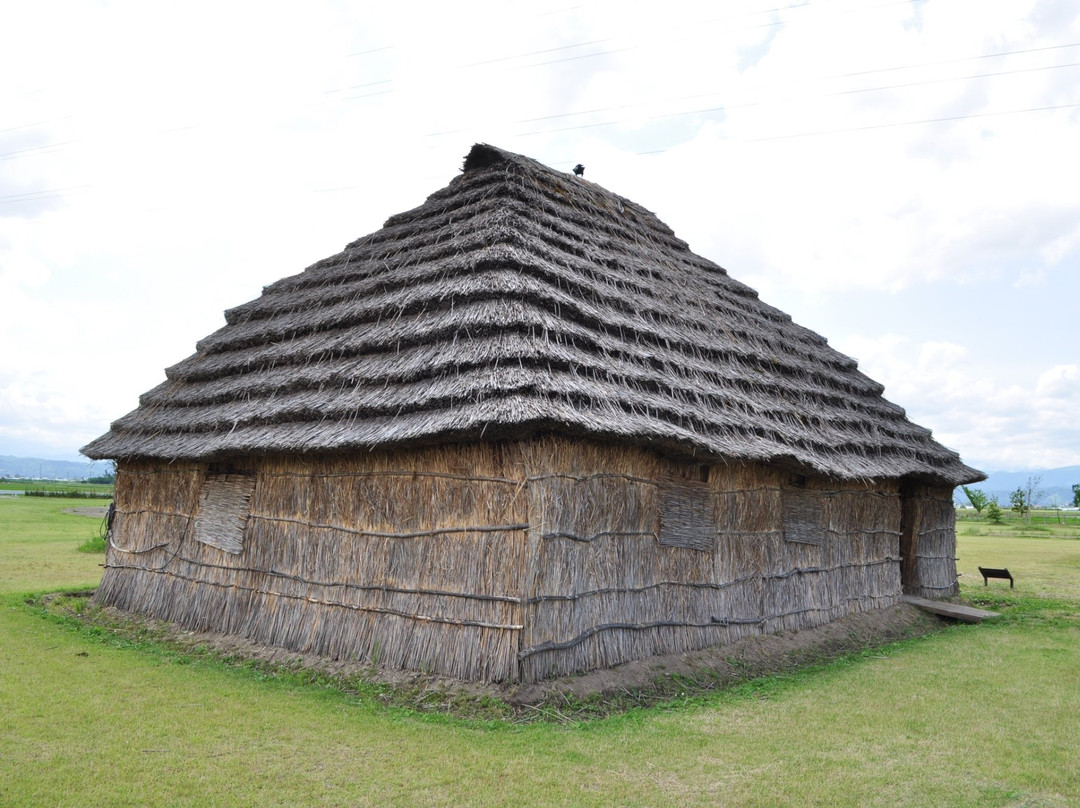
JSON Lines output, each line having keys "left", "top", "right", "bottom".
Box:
{"left": 24, "top": 489, "right": 112, "bottom": 499}
{"left": 961, "top": 475, "right": 1080, "bottom": 524}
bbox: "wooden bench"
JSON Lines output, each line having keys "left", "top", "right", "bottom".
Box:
{"left": 978, "top": 566, "right": 1013, "bottom": 588}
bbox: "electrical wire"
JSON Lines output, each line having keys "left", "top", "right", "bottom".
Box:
{"left": 3, "top": 1, "right": 1078, "bottom": 203}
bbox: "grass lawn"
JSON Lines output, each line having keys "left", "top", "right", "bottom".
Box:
{"left": 0, "top": 480, "right": 113, "bottom": 496}
{"left": 956, "top": 514, "right": 1080, "bottom": 600}
{"left": 0, "top": 496, "right": 107, "bottom": 592}
{"left": 2, "top": 498, "right": 1078, "bottom": 807}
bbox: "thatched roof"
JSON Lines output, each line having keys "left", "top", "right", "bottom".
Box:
{"left": 83, "top": 143, "right": 982, "bottom": 485}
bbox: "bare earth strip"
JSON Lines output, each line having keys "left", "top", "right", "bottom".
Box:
{"left": 78, "top": 598, "right": 939, "bottom": 711}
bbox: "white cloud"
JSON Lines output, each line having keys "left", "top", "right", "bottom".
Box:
{"left": 1013, "top": 269, "right": 1047, "bottom": 287}
{"left": 1, "top": 0, "right": 1078, "bottom": 470}
{"left": 835, "top": 335, "right": 1080, "bottom": 471}
{"left": 1035, "top": 364, "right": 1080, "bottom": 397}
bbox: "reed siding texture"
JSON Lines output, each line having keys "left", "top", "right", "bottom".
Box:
{"left": 85, "top": 144, "right": 982, "bottom": 682}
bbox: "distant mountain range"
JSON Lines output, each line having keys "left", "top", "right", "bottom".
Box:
{"left": 0, "top": 455, "right": 112, "bottom": 481}
{"left": 959, "top": 466, "right": 1080, "bottom": 508}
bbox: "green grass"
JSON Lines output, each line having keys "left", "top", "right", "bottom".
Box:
{"left": 2, "top": 497, "right": 1079, "bottom": 807}
{"left": 956, "top": 507, "right": 1080, "bottom": 530}
{"left": 956, "top": 516, "right": 1080, "bottom": 600}
{"left": 0, "top": 496, "right": 107, "bottom": 592}
{"left": 0, "top": 480, "right": 114, "bottom": 495}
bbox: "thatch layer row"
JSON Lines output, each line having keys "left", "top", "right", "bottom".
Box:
{"left": 82, "top": 144, "right": 982, "bottom": 486}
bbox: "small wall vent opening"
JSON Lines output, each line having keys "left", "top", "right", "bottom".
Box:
{"left": 782, "top": 487, "right": 823, "bottom": 546}
{"left": 658, "top": 481, "right": 715, "bottom": 551}
{"left": 193, "top": 473, "right": 256, "bottom": 555}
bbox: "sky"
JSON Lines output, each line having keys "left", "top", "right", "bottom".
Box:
{"left": 1, "top": 0, "right": 1077, "bottom": 474}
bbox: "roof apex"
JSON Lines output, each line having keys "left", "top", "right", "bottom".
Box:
{"left": 462, "top": 142, "right": 509, "bottom": 172}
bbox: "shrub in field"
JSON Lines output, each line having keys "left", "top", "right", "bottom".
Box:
{"left": 77, "top": 534, "right": 107, "bottom": 553}
{"left": 961, "top": 485, "right": 989, "bottom": 516}
{"left": 24, "top": 490, "right": 112, "bottom": 499}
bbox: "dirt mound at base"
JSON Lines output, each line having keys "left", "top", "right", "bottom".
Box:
{"left": 80, "top": 598, "right": 940, "bottom": 715}
{"left": 63, "top": 506, "right": 110, "bottom": 517}
{"left": 513, "top": 604, "right": 938, "bottom": 706}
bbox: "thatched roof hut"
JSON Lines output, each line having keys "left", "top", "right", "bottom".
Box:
{"left": 83, "top": 143, "right": 983, "bottom": 682}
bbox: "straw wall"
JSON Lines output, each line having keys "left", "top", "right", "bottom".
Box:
{"left": 516, "top": 439, "right": 903, "bottom": 681}
{"left": 900, "top": 483, "right": 959, "bottom": 598}
{"left": 98, "top": 446, "right": 529, "bottom": 681}
{"left": 97, "top": 437, "right": 916, "bottom": 683}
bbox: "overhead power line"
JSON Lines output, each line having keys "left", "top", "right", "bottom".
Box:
{"left": 489, "top": 58, "right": 1080, "bottom": 141}
{"left": 0, "top": 185, "right": 90, "bottom": 204}
{"left": 418, "top": 40, "right": 1080, "bottom": 139}
{"left": 740, "top": 102, "right": 1080, "bottom": 143}
{"left": 833, "top": 61, "right": 1080, "bottom": 98}
{"left": 0, "top": 140, "right": 79, "bottom": 162}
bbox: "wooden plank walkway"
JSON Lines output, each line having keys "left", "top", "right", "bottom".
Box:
{"left": 901, "top": 595, "right": 1001, "bottom": 623}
